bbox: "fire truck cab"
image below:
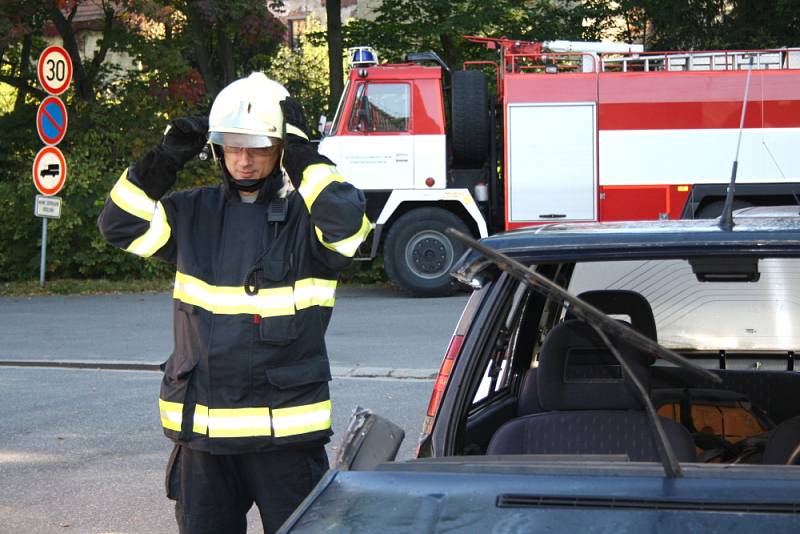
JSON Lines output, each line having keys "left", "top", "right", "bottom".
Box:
{"left": 319, "top": 41, "right": 800, "bottom": 297}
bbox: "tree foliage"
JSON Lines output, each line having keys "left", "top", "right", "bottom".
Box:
{"left": 342, "top": 0, "right": 583, "bottom": 69}
{"left": 580, "top": 0, "right": 799, "bottom": 50}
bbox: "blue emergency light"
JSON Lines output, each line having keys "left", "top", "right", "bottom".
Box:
{"left": 349, "top": 47, "right": 378, "bottom": 68}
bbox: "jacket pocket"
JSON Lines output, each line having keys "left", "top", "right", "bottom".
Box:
{"left": 266, "top": 356, "right": 332, "bottom": 389}
{"left": 259, "top": 314, "right": 298, "bottom": 346}
{"left": 261, "top": 259, "right": 290, "bottom": 283}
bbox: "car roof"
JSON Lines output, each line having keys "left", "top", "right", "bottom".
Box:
{"left": 453, "top": 216, "right": 800, "bottom": 283}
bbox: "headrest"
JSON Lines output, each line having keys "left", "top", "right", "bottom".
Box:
{"left": 566, "top": 290, "right": 657, "bottom": 364}
{"left": 537, "top": 320, "right": 650, "bottom": 411}
{"left": 567, "top": 289, "right": 657, "bottom": 341}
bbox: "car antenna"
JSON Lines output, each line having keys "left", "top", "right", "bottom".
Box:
{"left": 446, "top": 229, "right": 725, "bottom": 476}
{"left": 719, "top": 55, "right": 755, "bottom": 231}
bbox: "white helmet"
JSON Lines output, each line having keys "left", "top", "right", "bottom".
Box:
{"left": 208, "top": 72, "right": 289, "bottom": 148}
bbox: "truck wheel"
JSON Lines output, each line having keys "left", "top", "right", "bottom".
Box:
{"left": 451, "top": 70, "right": 489, "bottom": 167}
{"left": 696, "top": 199, "right": 752, "bottom": 218}
{"left": 384, "top": 208, "right": 471, "bottom": 297}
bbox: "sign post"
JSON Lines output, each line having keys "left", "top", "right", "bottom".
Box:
{"left": 34, "top": 45, "right": 72, "bottom": 287}
{"left": 40, "top": 211, "right": 48, "bottom": 287}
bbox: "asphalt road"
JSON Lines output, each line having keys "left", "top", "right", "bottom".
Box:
{"left": 0, "top": 286, "right": 468, "bottom": 373}
{"left": 0, "top": 286, "right": 469, "bottom": 533}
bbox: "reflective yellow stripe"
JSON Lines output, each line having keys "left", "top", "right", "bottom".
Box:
{"left": 298, "top": 164, "right": 344, "bottom": 211}
{"left": 125, "top": 201, "right": 171, "bottom": 257}
{"left": 205, "top": 407, "right": 272, "bottom": 438}
{"left": 294, "top": 278, "right": 337, "bottom": 309}
{"left": 159, "top": 400, "right": 330, "bottom": 438}
{"left": 272, "top": 400, "right": 333, "bottom": 438}
{"left": 193, "top": 404, "right": 208, "bottom": 434}
{"left": 285, "top": 123, "right": 308, "bottom": 140}
{"left": 315, "top": 214, "right": 373, "bottom": 258}
{"left": 159, "top": 399, "right": 182, "bottom": 432}
{"left": 173, "top": 272, "right": 295, "bottom": 317}
{"left": 110, "top": 169, "right": 157, "bottom": 221}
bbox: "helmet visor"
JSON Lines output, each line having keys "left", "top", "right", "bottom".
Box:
{"left": 208, "top": 132, "right": 280, "bottom": 148}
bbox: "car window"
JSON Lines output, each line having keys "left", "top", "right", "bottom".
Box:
{"left": 471, "top": 282, "right": 528, "bottom": 405}
{"left": 347, "top": 83, "right": 410, "bottom": 133}
{"left": 567, "top": 258, "right": 800, "bottom": 352}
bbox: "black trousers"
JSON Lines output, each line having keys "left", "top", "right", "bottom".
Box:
{"left": 165, "top": 444, "right": 329, "bottom": 534}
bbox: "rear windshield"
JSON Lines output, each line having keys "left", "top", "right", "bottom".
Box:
{"left": 568, "top": 258, "right": 800, "bottom": 351}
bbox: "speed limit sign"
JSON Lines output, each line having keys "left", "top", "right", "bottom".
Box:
{"left": 37, "top": 46, "right": 73, "bottom": 96}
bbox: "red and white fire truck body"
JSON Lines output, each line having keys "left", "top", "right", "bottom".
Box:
{"left": 319, "top": 40, "right": 800, "bottom": 296}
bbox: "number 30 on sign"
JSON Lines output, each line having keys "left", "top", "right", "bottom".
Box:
{"left": 37, "top": 46, "right": 73, "bottom": 96}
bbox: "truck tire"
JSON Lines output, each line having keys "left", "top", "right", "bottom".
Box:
{"left": 384, "top": 208, "right": 471, "bottom": 297}
{"left": 451, "top": 70, "right": 489, "bottom": 167}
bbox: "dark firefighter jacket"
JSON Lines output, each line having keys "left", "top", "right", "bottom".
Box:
{"left": 98, "top": 160, "right": 370, "bottom": 454}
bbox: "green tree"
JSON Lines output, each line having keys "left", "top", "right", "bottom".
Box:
{"left": 342, "top": 0, "right": 583, "bottom": 70}
{"left": 582, "top": 0, "right": 800, "bottom": 51}
{"left": 266, "top": 15, "right": 330, "bottom": 137}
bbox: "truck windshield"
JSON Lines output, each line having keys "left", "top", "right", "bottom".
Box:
{"left": 568, "top": 258, "right": 800, "bottom": 351}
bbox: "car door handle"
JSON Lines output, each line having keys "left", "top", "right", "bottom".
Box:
{"left": 539, "top": 213, "right": 566, "bottom": 218}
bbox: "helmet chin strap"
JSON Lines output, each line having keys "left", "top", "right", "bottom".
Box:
{"left": 229, "top": 177, "right": 265, "bottom": 192}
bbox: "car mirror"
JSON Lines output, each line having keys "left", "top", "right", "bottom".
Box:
{"left": 334, "top": 406, "right": 405, "bottom": 471}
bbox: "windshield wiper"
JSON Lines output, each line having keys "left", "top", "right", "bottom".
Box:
{"left": 447, "top": 229, "right": 722, "bottom": 478}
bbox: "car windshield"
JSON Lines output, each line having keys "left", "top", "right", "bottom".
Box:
{"left": 568, "top": 258, "right": 800, "bottom": 352}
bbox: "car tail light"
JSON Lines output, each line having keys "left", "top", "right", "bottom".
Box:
{"left": 417, "top": 334, "right": 464, "bottom": 457}
{"left": 427, "top": 334, "right": 464, "bottom": 416}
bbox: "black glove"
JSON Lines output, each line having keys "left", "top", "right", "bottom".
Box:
{"left": 132, "top": 116, "right": 208, "bottom": 199}
{"left": 161, "top": 116, "right": 209, "bottom": 168}
{"left": 280, "top": 98, "right": 333, "bottom": 190}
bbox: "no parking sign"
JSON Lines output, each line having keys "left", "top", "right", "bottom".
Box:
{"left": 36, "top": 96, "right": 68, "bottom": 145}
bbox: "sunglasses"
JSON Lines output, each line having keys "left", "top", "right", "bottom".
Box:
{"left": 221, "top": 145, "right": 280, "bottom": 157}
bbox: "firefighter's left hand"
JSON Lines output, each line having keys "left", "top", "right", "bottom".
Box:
{"left": 280, "top": 97, "right": 334, "bottom": 189}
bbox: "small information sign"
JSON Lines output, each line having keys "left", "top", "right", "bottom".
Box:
{"left": 35, "top": 195, "right": 62, "bottom": 219}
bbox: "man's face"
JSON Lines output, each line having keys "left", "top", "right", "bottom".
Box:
{"left": 222, "top": 143, "right": 282, "bottom": 181}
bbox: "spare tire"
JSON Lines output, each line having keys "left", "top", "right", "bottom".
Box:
{"left": 451, "top": 70, "right": 489, "bottom": 167}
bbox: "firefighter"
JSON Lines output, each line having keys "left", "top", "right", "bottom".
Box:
{"left": 97, "top": 72, "right": 370, "bottom": 533}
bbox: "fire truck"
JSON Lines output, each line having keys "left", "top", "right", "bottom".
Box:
{"left": 318, "top": 38, "right": 800, "bottom": 297}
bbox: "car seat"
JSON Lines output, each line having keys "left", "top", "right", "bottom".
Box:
{"left": 762, "top": 416, "right": 800, "bottom": 464}
{"left": 488, "top": 320, "right": 696, "bottom": 462}
{"left": 515, "top": 290, "right": 659, "bottom": 417}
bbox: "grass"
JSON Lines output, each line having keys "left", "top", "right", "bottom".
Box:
{"left": 0, "top": 277, "right": 174, "bottom": 297}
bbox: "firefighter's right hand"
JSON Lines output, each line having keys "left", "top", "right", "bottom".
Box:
{"left": 160, "top": 116, "right": 209, "bottom": 168}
